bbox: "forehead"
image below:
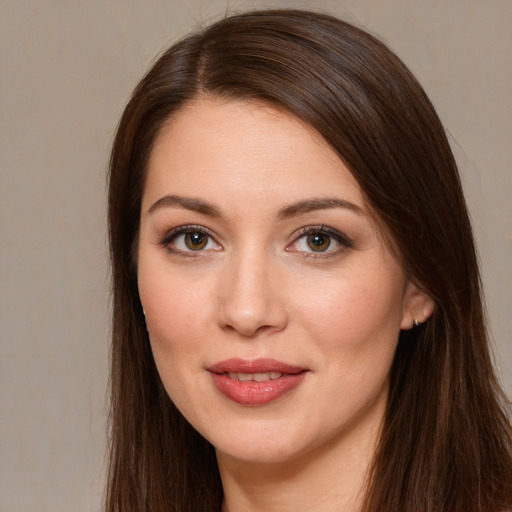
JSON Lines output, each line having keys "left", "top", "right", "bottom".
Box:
{"left": 144, "top": 98, "right": 364, "bottom": 211}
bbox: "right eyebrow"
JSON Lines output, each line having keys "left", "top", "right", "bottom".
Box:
{"left": 147, "top": 194, "right": 223, "bottom": 218}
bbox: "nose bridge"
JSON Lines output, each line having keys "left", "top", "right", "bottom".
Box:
{"left": 217, "top": 242, "right": 287, "bottom": 337}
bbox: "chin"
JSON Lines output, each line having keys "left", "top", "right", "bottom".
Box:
{"left": 195, "top": 415, "right": 308, "bottom": 464}
{"left": 215, "top": 438, "right": 304, "bottom": 465}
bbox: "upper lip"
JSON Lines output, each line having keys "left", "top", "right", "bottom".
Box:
{"left": 207, "top": 358, "right": 306, "bottom": 374}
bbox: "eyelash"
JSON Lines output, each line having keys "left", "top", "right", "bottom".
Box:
{"left": 288, "top": 225, "right": 352, "bottom": 259}
{"left": 158, "top": 224, "right": 352, "bottom": 259}
{"left": 159, "top": 224, "right": 220, "bottom": 257}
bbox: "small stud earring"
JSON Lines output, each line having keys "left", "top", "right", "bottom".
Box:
{"left": 412, "top": 319, "right": 420, "bottom": 328}
{"left": 141, "top": 308, "right": 149, "bottom": 332}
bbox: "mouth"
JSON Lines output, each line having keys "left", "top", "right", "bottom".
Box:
{"left": 225, "top": 371, "right": 284, "bottom": 382}
{"left": 207, "top": 358, "right": 308, "bottom": 406}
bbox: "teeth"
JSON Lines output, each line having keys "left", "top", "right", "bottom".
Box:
{"left": 227, "top": 371, "right": 283, "bottom": 382}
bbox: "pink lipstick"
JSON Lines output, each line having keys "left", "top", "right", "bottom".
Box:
{"left": 207, "top": 358, "right": 307, "bottom": 406}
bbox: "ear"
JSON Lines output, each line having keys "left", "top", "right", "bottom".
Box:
{"left": 400, "top": 281, "right": 435, "bottom": 330}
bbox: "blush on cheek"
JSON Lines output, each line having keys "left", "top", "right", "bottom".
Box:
{"left": 304, "top": 282, "right": 403, "bottom": 353}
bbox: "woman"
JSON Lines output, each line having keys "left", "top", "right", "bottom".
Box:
{"left": 106, "top": 9, "right": 512, "bottom": 512}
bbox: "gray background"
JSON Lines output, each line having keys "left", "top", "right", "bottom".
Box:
{"left": 1, "top": 1, "right": 510, "bottom": 511}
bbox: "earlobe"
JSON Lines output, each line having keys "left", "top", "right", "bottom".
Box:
{"left": 400, "top": 281, "right": 435, "bottom": 330}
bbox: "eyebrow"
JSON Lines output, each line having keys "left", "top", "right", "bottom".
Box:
{"left": 148, "top": 195, "right": 223, "bottom": 217}
{"left": 277, "top": 198, "right": 365, "bottom": 220}
{"left": 147, "top": 194, "right": 364, "bottom": 219}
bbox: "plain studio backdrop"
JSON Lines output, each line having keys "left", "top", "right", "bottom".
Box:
{"left": 1, "top": 1, "right": 510, "bottom": 511}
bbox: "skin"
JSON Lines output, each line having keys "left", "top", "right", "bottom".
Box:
{"left": 137, "top": 98, "right": 434, "bottom": 511}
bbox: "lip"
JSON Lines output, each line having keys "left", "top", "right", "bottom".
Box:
{"left": 207, "top": 358, "right": 305, "bottom": 374}
{"left": 207, "top": 358, "right": 308, "bottom": 406}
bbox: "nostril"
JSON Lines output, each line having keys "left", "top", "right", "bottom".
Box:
{"left": 216, "top": 262, "right": 288, "bottom": 336}
{"left": 218, "top": 303, "right": 288, "bottom": 337}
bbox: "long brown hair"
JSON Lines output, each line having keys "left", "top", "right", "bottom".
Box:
{"left": 107, "top": 9, "right": 512, "bottom": 511}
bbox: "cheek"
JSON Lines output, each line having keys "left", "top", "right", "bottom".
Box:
{"left": 138, "top": 268, "right": 218, "bottom": 422}
{"left": 141, "top": 272, "right": 214, "bottom": 351}
{"left": 297, "top": 278, "right": 403, "bottom": 338}
{"left": 292, "top": 272, "right": 405, "bottom": 421}
{"left": 293, "top": 268, "right": 405, "bottom": 356}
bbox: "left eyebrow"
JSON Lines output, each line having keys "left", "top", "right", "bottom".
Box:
{"left": 277, "top": 198, "right": 365, "bottom": 220}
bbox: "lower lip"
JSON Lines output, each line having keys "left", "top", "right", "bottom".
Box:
{"left": 209, "top": 372, "right": 307, "bottom": 406}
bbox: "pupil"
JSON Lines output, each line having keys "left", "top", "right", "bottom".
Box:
{"left": 307, "top": 233, "right": 330, "bottom": 252}
{"left": 185, "top": 232, "right": 207, "bottom": 250}
{"left": 190, "top": 233, "right": 202, "bottom": 245}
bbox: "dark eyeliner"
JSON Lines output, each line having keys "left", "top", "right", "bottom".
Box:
{"left": 157, "top": 224, "right": 214, "bottom": 253}
{"left": 295, "top": 225, "right": 353, "bottom": 248}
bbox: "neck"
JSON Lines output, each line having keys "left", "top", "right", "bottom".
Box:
{"left": 217, "top": 392, "right": 385, "bottom": 512}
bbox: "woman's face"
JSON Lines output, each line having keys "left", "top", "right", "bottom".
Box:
{"left": 138, "top": 98, "right": 432, "bottom": 464}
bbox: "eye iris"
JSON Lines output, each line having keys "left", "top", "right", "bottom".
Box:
{"left": 185, "top": 232, "right": 207, "bottom": 250}
{"left": 307, "top": 233, "right": 330, "bottom": 252}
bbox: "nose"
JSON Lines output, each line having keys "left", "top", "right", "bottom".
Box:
{"left": 216, "top": 250, "right": 288, "bottom": 337}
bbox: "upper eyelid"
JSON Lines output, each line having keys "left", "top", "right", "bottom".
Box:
{"left": 159, "top": 224, "right": 219, "bottom": 246}
{"left": 292, "top": 225, "right": 351, "bottom": 244}
{"left": 286, "top": 226, "right": 352, "bottom": 257}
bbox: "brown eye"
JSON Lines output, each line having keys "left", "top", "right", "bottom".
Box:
{"left": 161, "top": 225, "right": 222, "bottom": 255}
{"left": 287, "top": 227, "right": 350, "bottom": 257}
{"left": 184, "top": 232, "right": 208, "bottom": 250}
{"left": 307, "top": 233, "right": 331, "bottom": 252}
